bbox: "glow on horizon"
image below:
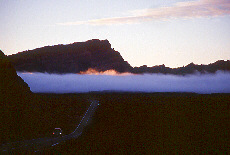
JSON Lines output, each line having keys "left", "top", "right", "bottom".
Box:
{"left": 79, "top": 69, "right": 131, "bottom": 76}
{"left": 0, "top": 0, "right": 230, "bottom": 68}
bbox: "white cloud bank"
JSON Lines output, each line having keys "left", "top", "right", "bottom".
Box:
{"left": 57, "top": 0, "right": 230, "bottom": 26}
{"left": 17, "top": 71, "right": 230, "bottom": 94}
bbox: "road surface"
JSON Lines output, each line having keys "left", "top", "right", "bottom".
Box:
{"left": 1, "top": 100, "right": 99, "bottom": 153}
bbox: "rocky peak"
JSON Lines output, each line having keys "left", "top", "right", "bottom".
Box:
{"left": 8, "top": 39, "right": 132, "bottom": 73}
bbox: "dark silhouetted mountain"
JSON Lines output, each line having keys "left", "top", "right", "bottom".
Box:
{"left": 132, "top": 60, "right": 230, "bottom": 75}
{"left": 0, "top": 50, "right": 30, "bottom": 95}
{"left": 7, "top": 39, "right": 230, "bottom": 74}
{"left": 1, "top": 50, "right": 33, "bottom": 144}
{"left": 8, "top": 39, "right": 132, "bottom": 73}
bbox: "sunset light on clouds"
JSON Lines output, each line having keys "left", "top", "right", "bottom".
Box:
{"left": 1, "top": 0, "right": 230, "bottom": 67}
{"left": 58, "top": 0, "right": 230, "bottom": 26}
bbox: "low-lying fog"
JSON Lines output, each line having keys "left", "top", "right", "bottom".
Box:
{"left": 17, "top": 71, "right": 230, "bottom": 94}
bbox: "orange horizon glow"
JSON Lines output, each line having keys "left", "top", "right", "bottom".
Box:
{"left": 79, "top": 68, "right": 132, "bottom": 76}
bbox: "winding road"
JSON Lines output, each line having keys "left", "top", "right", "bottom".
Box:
{"left": 1, "top": 100, "right": 99, "bottom": 153}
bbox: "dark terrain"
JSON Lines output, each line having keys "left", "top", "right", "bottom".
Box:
{"left": 1, "top": 49, "right": 230, "bottom": 154}
{"left": 8, "top": 39, "right": 132, "bottom": 73}
{"left": 132, "top": 61, "right": 230, "bottom": 75}
{"left": 44, "top": 93, "right": 229, "bottom": 154}
{"left": 1, "top": 50, "right": 89, "bottom": 144}
{"left": 8, "top": 39, "right": 230, "bottom": 75}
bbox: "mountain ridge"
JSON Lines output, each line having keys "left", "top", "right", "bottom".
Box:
{"left": 7, "top": 39, "right": 230, "bottom": 75}
{"left": 8, "top": 39, "right": 132, "bottom": 73}
{"left": 132, "top": 60, "right": 230, "bottom": 75}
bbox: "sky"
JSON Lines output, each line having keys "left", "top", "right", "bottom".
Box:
{"left": 1, "top": 0, "right": 230, "bottom": 68}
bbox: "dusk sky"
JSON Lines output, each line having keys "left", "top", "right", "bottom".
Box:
{"left": 1, "top": 0, "right": 230, "bottom": 67}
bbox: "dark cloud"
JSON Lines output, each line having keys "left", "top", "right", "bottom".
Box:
{"left": 17, "top": 71, "right": 230, "bottom": 94}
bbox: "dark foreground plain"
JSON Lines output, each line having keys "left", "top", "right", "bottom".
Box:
{"left": 39, "top": 92, "right": 229, "bottom": 154}
{"left": 1, "top": 93, "right": 230, "bottom": 154}
{"left": 1, "top": 100, "right": 99, "bottom": 153}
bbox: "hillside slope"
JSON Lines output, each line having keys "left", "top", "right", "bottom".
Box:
{"left": 0, "top": 50, "right": 30, "bottom": 95}
{"left": 1, "top": 50, "right": 90, "bottom": 144}
{"left": 0, "top": 50, "right": 33, "bottom": 144}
